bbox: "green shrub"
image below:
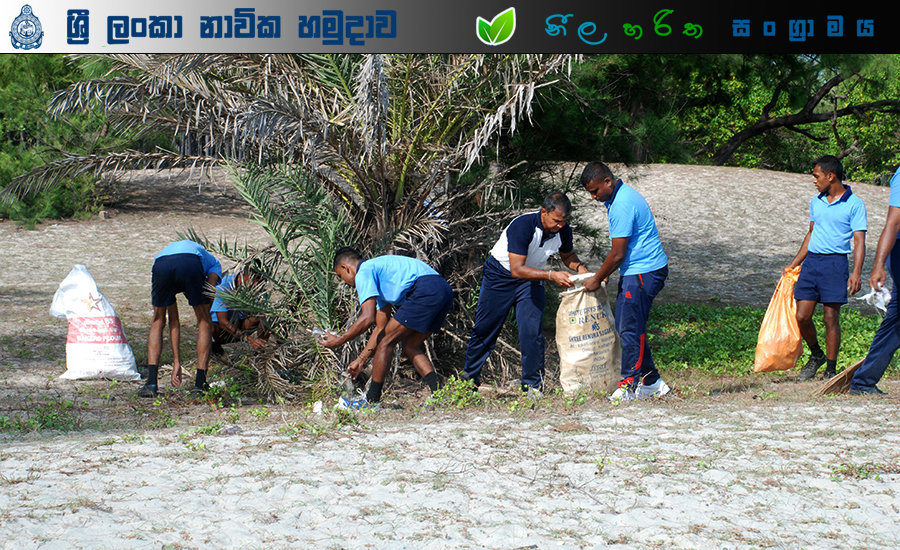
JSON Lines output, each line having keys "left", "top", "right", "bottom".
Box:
{"left": 0, "top": 174, "right": 103, "bottom": 228}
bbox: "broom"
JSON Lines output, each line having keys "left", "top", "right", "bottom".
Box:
{"left": 810, "top": 357, "right": 866, "bottom": 396}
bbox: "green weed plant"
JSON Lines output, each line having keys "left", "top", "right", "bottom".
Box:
{"left": 426, "top": 376, "right": 482, "bottom": 410}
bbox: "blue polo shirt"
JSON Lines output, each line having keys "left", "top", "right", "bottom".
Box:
{"left": 489, "top": 211, "right": 574, "bottom": 272}
{"left": 889, "top": 166, "right": 900, "bottom": 207}
{"left": 154, "top": 240, "right": 223, "bottom": 279}
{"left": 355, "top": 255, "right": 439, "bottom": 310}
{"left": 807, "top": 186, "right": 867, "bottom": 255}
{"left": 604, "top": 180, "right": 668, "bottom": 276}
{"left": 210, "top": 274, "right": 237, "bottom": 323}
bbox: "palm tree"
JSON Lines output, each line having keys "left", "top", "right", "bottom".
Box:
{"left": 7, "top": 54, "right": 573, "bottom": 398}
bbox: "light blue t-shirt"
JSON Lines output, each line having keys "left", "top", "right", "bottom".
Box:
{"left": 889, "top": 166, "right": 900, "bottom": 207}
{"left": 154, "top": 240, "right": 223, "bottom": 279}
{"left": 355, "top": 255, "right": 439, "bottom": 309}
{"left": 604, "top": 181, "right": 668, "bottom": 276}
{"left": 807, "top": 186, "right": 867, "bottom": 255}
{"left": 210, "top": 274, "right": 237, "bottom": 323}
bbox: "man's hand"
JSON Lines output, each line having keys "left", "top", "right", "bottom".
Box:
{"left": 346, "top": 357, "right": 365, "bottom": 379}
{"left": 782, "top": 265, "right": 798, "bottom": 276}
{"left": 319, "top": 333, "right": 342, "bottom": 349}
{"left": 582, "top": 275, "right": 601, "bottom": 292}
{"left": 869, "top": 265, "right": 887, "bottom": 292}
{"left": 247, "top": 335, "right": 267, "bottom": 351}
{"left": 171, "top": 364, "right": 183, "bottom": 387}
{"left": 848, "top": 273, "right": 862, "bottom": 296}
{"left": 549, "top": 270, "right": 574, "bottom": 288}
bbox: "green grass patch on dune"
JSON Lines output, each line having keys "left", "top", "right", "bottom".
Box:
{"left": 648, "top": 303, "right": 893, "bottom": 375}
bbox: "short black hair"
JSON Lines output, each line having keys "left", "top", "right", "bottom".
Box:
{"left": 333, "top": 246, "right": 363, "bottom": 269}
{"left": 814, "top": 155, "right": 844, "bottom": 181}
{"left": 542, "top": 192, "right": 572, "bottom": 217}
{"left": 240, "top": 258, "right": 264, "bottom": 280}
{"left": 580, "top": 161, "right": 614, "bottom": 187}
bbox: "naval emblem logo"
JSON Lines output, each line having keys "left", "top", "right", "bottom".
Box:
{"left": 10, "top": 5, "right": 43, "bottom": 50}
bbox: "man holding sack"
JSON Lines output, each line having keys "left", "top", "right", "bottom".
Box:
{"left": 580, "top": 162, "right": 671, "bottom": 402}
{"left": 462, "top": 193, "right": 590, "bottom": 394}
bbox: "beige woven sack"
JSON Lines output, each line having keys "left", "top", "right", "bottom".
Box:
{"left": 555, "top": 283, "right": 620, "bottom": 395}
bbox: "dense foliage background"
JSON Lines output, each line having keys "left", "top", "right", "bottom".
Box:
{"left": 506, "top": 54, "right": 900, "bottom": 183}
{"left": 3, "top": 54, "right": 898, "bottom": 223}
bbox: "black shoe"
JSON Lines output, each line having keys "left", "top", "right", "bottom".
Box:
{"left": 211, "top": 341, "right": 225, "bottom": 356}
{"left": 822, "top": 367, "right": 837, "bottom": 379}
{"left": 849, "top": 386, "right": 886, "bottom": 396}
{"left": 797, "top": 351, "right": 827, "bottom": 381}
{"left": 189, "top": 385, "right": 208, "bottom": 397}
{"left": 137, "top": 384, "right": 158, "bottom": 398}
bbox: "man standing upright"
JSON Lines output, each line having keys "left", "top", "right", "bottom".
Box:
{"left": 139, "top": 240, "right": 222, "bottom": 397}
{"left": 580, "top": 162, "right": 670, "bottom": 401}
{"left": 785, "top": 155, "right": 866, "bottom": 381}
{"left": 463, "top": 192, "right": 590, "bottom": 394}
{"left": 849, "top": 165, "right": 900, "bottom": 395}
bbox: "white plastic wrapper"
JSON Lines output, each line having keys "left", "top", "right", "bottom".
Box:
{"left": 857, "top": 285, "right": 892, "bottom": 315}
{"left": 50, "top": 265, "right": 140, "bottom": 381}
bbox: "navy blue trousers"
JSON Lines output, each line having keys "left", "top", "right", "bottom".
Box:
{"left": 851, "top": 243, "right": 900, "bottom": 391}
{"left": 616, "top": 265, "right": 668, "bottom": 386}
{"left": 464, "top": 256, "right": 546, "bottom": 389}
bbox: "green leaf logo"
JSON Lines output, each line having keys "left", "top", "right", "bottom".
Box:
{"left": 476, "top": 7, "right": 516, "bottom": 46}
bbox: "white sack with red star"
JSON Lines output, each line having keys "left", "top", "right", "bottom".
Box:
{"left": 50, "top": 265, "right": 140, "bottom": 381}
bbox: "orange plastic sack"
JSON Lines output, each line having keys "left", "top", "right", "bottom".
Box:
{"left": 754, "top": 266, "right": 802, "bottom": 373}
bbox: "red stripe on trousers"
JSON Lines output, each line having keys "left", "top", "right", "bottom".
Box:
{"left": 632, "top": 333, "right": 645, "bottom": 375}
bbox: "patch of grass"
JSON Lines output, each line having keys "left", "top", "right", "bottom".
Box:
{"left": 179, "top": 422, "right": 224, "bottom": 441}
{"left": 149, "top": 397, "right": 177, "bottom": 429}
{"left": 221, "top": 406, "right": 240, "bottom": 424}
{"left": 426, "top": 376, "right": 482, "bottom": 410}
{"left": 0, "top": 416, "right": 14, "bottom": 431}
{"left": 0, "top": 399, "right": 81, "bottom": 433}
{"left": 205, "top": 378, "right": 243, "bottom": 408}
{"left": 753, "top": 390, "right": 779, "bottom": 400}
{"left": 183, "top": 440, "right": 207, "bottom": 453}
{"left": 561, "top": 388, "right": 590, "bottom": 408}
{"left": 648, "top": 303, "right": 892, "bottom": 375}
{"left": 830, "top": 461, "right": 900, "bottom": 481}
{"left": 280, "top": 408, "right": 360, "bottom": 440}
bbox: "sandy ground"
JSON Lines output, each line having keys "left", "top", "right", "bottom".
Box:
{"left": 1, "top": 398, "right": 898, "bottom": 549}
{"left": 1, "top": 166, "right": 898, "bottom": 549}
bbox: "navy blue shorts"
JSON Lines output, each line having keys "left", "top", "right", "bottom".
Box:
{"left": 795, "top": 253, "right": 849, "bottom": 304}
{"left": 151, "top": 253, "right": 211, "bottom": 307}
{"left": 393, "top": 275, "right": 454, "bottom": 334}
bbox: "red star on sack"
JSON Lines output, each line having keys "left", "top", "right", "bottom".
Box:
{"left": 86, "top": 292, "right": 103, "bottom": 312}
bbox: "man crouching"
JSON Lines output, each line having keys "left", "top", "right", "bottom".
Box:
{"left": 319, "top": 247, "right": 453, "bottom": 410}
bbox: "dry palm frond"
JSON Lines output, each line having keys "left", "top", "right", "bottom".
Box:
{"left": 810, "top": 358, "right": 865, "bottom": 396}
{"left": 2, "top": 151, "right": 222, "bottom": 202}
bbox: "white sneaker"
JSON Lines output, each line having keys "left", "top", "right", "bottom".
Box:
{"left": 636, "top": 379, "right": 671, "bottom": 399}
{"left": 608, "top": 386, "right": 636, "bottom": 402}
{"left": 525, "top": 387, "right": 543, "bottom": 401}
